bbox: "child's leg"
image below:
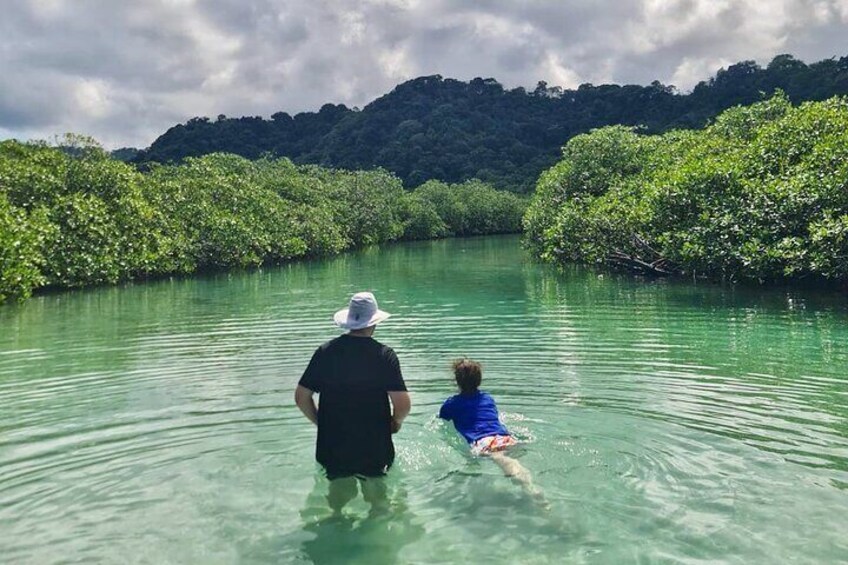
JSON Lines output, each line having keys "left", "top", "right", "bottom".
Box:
{"left": 327, "top": 476, "right": 358, "bottom": 515}
{"left": 489, "top": 452, "right": 550, "bottom": 509}
{"left": 490, "top": 451, "right": 529, "bottom": 480}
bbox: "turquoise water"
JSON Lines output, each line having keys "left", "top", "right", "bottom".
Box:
{"left": 1, "top": 235, "right": 846, "bottom": 563}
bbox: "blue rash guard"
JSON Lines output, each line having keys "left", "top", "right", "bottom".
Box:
{"left": 438, "top": 391, "right": 510, "bottom": 444}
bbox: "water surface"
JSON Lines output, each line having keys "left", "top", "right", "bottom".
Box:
{"left": 1, "top": 235, "right": 847, "bottom": 564}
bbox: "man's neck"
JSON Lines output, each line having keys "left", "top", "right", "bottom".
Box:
{"left": 347, "top": 327, "right": 375, "bottom": 338}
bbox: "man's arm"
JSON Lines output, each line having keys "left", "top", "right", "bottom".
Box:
{"left": 388, "top": 391, "right": 411, "bottom": 433}
{"left": 295, "top": 385, "right": 319, "bottom": 426}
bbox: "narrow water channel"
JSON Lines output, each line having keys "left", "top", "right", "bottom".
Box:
{"left": 1, "top": 235, "right": 846, "bottom": 563}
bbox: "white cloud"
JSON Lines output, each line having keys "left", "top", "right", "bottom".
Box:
{"left": 378, "top": 45, "right": 414, "bottom": 81}
{"left": 832, "top": 0, "right": 848, "bottom": 20}
{"left": 542, "top": 53, "right": 582, "bottom": 90}
{"left": 671, "top": 56, "right": 734, "bottom": 89}
{"left": 73, "top": 79, "right": 113, "bottom": 119}
{"left": 0, "top": 0, "right": 846, "bottom": 148}
{"left": 340, "top": 10, "right": 367, "bottom": 45}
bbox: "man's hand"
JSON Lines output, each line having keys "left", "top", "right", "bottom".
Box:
{"left": 388, "top": 391, "right": 411, "bottom": 434}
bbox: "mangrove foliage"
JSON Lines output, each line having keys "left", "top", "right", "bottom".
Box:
{"left": 0, "top": 141, "right": 525, "bottom": 304}
{"left": 524, "top": 92, "right": 848, "bottom": 284}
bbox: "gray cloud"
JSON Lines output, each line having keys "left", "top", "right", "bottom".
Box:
{"left": 1, "top": 0, "right": 847, "bottom": 148}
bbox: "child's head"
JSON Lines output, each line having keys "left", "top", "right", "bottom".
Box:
{"left": 452, "top": 358, "right": 482, "bottom": 395}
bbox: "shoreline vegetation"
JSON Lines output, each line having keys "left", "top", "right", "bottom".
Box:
{"left": 0, "top": 141, "right": 525, "bottom": 305}
{"left": 523, "top": 92, "right": 848, "bottom": 286}
{"left": 3, "top": 91, "right": 848, "bottom": 305}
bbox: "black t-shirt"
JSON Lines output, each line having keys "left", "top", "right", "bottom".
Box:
{"left": 298, "top": 334, "right": 407, "bottom": 476}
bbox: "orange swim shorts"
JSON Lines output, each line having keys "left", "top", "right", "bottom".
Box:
{"left": 471, "top": 434, "right": 517, "bottom": 455}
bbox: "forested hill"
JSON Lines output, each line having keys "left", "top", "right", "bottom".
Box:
{"left": 135, "top": 54, "right": 848, "bottom": 192}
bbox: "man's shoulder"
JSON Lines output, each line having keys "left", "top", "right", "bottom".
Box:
{"left": 316, "top": 335, "right": 347, "bottom": 353}
{"left": 369, "top": 338, "right": 397, "bottom": 357}
{"left": 317, "top": 336, "right": 337, "bottom": 350}
{"left": 318, "top": 336, "right": 396, "bottom": 356}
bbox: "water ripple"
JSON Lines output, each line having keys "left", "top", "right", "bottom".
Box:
{"left": 1, "top": 235, "right": 846, "bottom": 563}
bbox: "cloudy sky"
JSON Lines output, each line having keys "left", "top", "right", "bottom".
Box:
{"left": 2, "top": 0, "right": 847, "bottom": 149}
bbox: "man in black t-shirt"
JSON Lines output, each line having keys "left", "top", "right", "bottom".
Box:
{"left": 295, "top": 292, "right": 411, "bottom": 514}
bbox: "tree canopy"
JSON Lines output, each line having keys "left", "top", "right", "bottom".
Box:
{"left": 136, "top": 54, "right": 848, "bottom": 192}
{"left": 0, "top": 141, "right": 526, "bottom": 304}
{"left": 524, "top": 92, "right": 848, "bottom": 285}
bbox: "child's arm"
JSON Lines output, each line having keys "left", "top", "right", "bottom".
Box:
{"left": 438, "top": 398, "right": 454, "bottom": 420}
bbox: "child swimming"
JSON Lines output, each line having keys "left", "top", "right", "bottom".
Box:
{"left": 439, "top": 358, "right": 546, "bottom": 506}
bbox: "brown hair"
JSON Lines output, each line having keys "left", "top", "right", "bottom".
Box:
{"left": 452, "top": 358, "right": 482, "bottom": 395}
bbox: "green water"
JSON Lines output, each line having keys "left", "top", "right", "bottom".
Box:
{"left": 1, "top": 235, "right": 847, "bottom": 564}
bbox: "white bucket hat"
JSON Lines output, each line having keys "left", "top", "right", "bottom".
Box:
{"left": 334, "top": 292, "right": 391, "bottom": 330}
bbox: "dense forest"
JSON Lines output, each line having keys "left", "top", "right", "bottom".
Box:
{"left": 4, "top": 53, "right": 848, "bottom": 303}
{"left": 134, "top": 54, "right": 848, "bottom": 192}
{"left": 0, "top": 141, "right": 525, "bottom": 304}
{"left": 524, "top": 92, "right": 848, "bottom": 285}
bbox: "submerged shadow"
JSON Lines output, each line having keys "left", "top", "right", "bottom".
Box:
{"left": 298, "top": 474, "right": 425, "bottom": 565}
